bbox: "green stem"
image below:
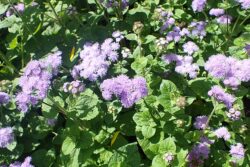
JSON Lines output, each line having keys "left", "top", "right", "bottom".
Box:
{"left": 0, "top": 52, "right": 18, "bottom": 74}
{"left": 240, "top": 15, "right": 250, "bottom": 25}
{"left": 203, "top": 101, "right": 217, "bottom": 132}
{"left": 202, "top": 11, "right": 209, "bottom": 21}
{"left": 231, "top": 15, "right": 240, "bottom": 35}
{"left": 48, "top": 1, "right": 65, "bottom": 28}
{"left": 94, "top": 0, "right": 104, "bottom": 11}
{"left": 137, "top": 34, "right": 143, "bottom": 57}
{"left": 47, "top": 95, "right": 67, "bottom": 116}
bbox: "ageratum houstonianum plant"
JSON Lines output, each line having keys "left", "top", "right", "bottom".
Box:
{"left": 0, "top": 0, "right": 250, "bottom": 166}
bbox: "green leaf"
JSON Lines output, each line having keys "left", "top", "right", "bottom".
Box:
{"left": 62, "top": 137, "right": 76, "bottom": 155}
{"left": 141, "top": 126, "right": 156, "bottom": 139}
{"left": 133, "top": 110, "right": 157, "bottom": 127}
{"left": 143, "top": 35, "right": 156, "bottom": 44}
{"left": 8, "top": 36, "right": 18, "bottom": 50}
{"left": 0, "top": 15, "right": 21, "bottom": 29}
{"left": 79, "top": 131, "right": 93, "bottom": 149}
{"left": 126, "top": 33, "right": 137, "bottom": 41}
{"left": 152, "top": 155, "right": 167, "bottom": 167}
{"left": 108, "top": 143, "right": 141, "bottom": 167}
{"left": 189, "top": 77, "right": 216, "bottom": 100}
{"left": 32, "top": 149, "right": 56, "bottom": 167}
{"left": 158, "top": 80, "right": 179, "bottom": 110}
{"left": 0, "top": 4, "right": 8, "bottom": 15}
{"left": 158, "top": 137, "right": 176, "bottom": 153}
{"left": 131, "top": 57, "right": 148, "bottom": 74}
{"left": 68, "top": 89, "right": 99, "bottom": 120}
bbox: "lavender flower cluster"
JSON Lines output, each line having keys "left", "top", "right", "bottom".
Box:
{"left": 194, "top": 115, "right": 208, "bottom": 130}
{"left": 155, "top": 7, "right": 206, "bottom": 41}
{"left": 209, "top": 8, "right": 232, "bottom": 24}
{"left": 236, "top": 0, "right": 250, "bottom": 9}
{"left": 192, "top": 0, "right": 207, "bottom": 12}
{"left": 6, "top": 3, "right": 25, "bottom": 17}
{"left": 0, "top": 127, "right": 14, "bottom": 148}
{"left": 15, "top": 51, "right": 62, "bottom": 113}
{"left": 63, "top": 80, "right": 85, "bottom": 94}
{"left": 100, "top": 75, "right": 148, "bottom": 108}
{"left": 162, "top": 54, "right": 199, "bottom": 78}
{"left": 214, "top": 127, "right": 231, "bottom": 141}
{"left": 99, "top": 0, "right": 129, "bottom": 9}
{"left": 205, "top": 54, "right": 250, "bottom": 89}
{"left": 9, "top": 156, "right": 34, "bottom": 167}
{"left": 155, "top": 8, "right": 175, "bottom": 33}
{"left": 71, "top": 36, "right": 121, "bottom": 81}
{"left": 188, "top": 141, "right": 210, "bottom": 167}
{"left": 208, "top": 86, "right": 235, "bottom": 109}
{"left": 227, "top": 108, "right": 241, "bottom": 121}
{"left": 0, "top": 92, "right": 10, "bottom": 105}
{"left": 230, "top": 143, "right": 245, "bottom": 160}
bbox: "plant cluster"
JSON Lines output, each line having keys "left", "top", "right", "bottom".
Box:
{"left": 0, "top": 0, "right": 250, "bottom": 166}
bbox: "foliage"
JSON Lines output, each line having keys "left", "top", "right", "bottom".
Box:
{"left": 0, "top": 0, "right": 250, "bottom": 166}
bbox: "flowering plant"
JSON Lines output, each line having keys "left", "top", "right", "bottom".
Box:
{"left": 0, "top": 0, "right": 250, "bottom": 166}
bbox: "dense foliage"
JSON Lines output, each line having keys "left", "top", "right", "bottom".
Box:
{"left": 0, "top": 0, "right": 250, "bottom": 166}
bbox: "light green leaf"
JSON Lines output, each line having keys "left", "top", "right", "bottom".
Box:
{"left": 62, "top": 137, "right": 76, "bottom": 155}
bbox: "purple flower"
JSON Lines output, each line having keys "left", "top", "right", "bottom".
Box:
{"left": 230, "top": 143, "right": 245, "bottom": 159}
{"left": 200, "top": 136, "right": 214, "bottom": 145}
{"left": 194, "top": 116, "right": 208, "bottom": 130}
{"left": 0, "top": 127, "right": 14, "bottom": 148}
{"left": 160, "top": 18, "right": 175, "bottom": 33}
{"left": 214, "top": 127, "right": 230, "bottom": 141}
{"left": 63, "top": 80, "right": 85, "bottom": 94}
{"left": 205, "top": 54, "right": 250, "bottom": 89}
{"left": 9, "top": 156, "right": 34, "bottom": 167}
{"left": 189, "top": 21, "right": 206, "bottom": 39}
{"left": 6, "top": 3, "right": 25, "bottom": 17}
{"left": 101, "top": 38, "right": 120, "bottom": 62}
{"left": 182, "top": 41, "right": 199, "bottom": 55}
{"left": 188, "top": 142, "right": 210, "bottom": 166}
{"left": 100, "top": 75, "right": 148, "bottom": 108}
{"left": 0, "top": 92, "right": 10, "bottom": 105}
{"left": 47, "top": 119, "right": 57, "bottom": 126}
{"left": 121, "top": 48, "right": 131, "bottom": 58}
{"left": 180, "top": 28, "right": 190, "bottom": 36}
{"left": 216, "top": 15, "right": 232, "bottom": 24}
{"left": 191, "top": 0, "right": 207, "bottom": 12}
{"left": 100, "top": 0, "right": 129, "bottom": 9}
{"left": 43, "top": 51, "right": 62, "bottom": 75}
{"left": 112, "top": 31, "right": 124, "bottom": 42}
{"left": 227, "top": 108, "right": 241, "bottom": 120}
{"left": 162, "top": 53, "right": 180, "bottom": 64}
{"left": 236, "top": 0, "right": 250, "bottom": 9}
{"left": 204, "top": 54, "right": 232, "bottom": 78}
{"left": 166, "top": 26, "right": 181, "bottom": 42}
{"left": 209, "top": 8, "right": 225, "bottom": 16}
{"left": 163, "top": 152, "right": 174, "bottom": 163}
{"left": 235, "top": 59, "right": 250, "bottom": 82}
{"left": 15, "top": 52, "right": 62, "bottom": 112}
{"left": 72, "top": 36, "right": 120, "bottom": 81}
{"left": 175, "top": 56, "right": 199, "bottom": 78}
{"left": 208, "top": 86, "right": 235, "bottom": 108}
{"left": 245, "top": 44, "right": 250, "bottom": 55}
{"left": 162, "top": 54, "right": 199, "bottom": 78}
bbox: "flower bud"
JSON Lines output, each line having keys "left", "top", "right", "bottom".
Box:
{"left": 108, "top": 105, "right": 116, "bottom": 113}
{"left": 163, "top": 152, "right": 174, "bottom": 163}
{"left": 176, "top": 96, "right": 186, "bottom": 108}
{"left": 133, "top": 21, "right": 144, "bottom": 34}
{"left": 239, "top": 125, "right": 247, "bottom": 134}
{"left": 176, "top": 119, "right": 184, "bottom": 127}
